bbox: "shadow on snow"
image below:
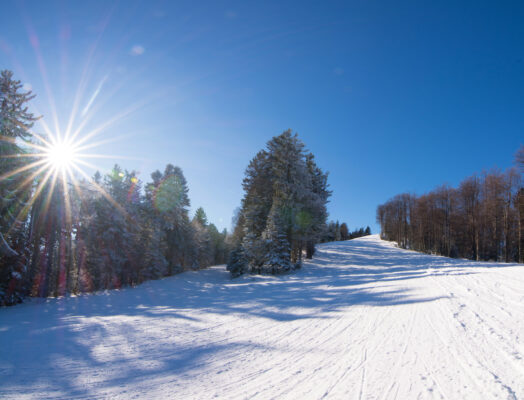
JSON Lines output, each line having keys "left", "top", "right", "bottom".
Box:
{"left": 2, "top": 235, "right": 512, "bottom": 398}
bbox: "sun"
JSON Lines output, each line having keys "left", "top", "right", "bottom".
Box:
{"left": 45, "top": 140, "right": 79, "bottom": 171}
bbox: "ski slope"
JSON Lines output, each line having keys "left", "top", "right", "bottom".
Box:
{"left": 1, "top": 235, "right": 523, "bottom": 399}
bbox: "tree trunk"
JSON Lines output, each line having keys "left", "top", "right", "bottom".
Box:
{"left": 519, "top": 188, "right": 524, "bottom": 263}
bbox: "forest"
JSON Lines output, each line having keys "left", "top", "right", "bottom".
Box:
{"left": 0, "top": 70, "right": 230, "bottom": 305}
{"left": 377, "top": 153, "right": 524, "bottom": 263}
{"left": 1, "top": 70, "right": 355, "bottom": 306}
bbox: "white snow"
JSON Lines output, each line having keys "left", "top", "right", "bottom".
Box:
{"left": 1, "top": 234, "right": 523, "bottom": 399}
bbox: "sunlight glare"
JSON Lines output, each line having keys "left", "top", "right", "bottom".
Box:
{"left": 45, "top": 141, "right": 78, "bottom": 170}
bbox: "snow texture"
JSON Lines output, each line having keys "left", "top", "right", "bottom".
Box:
{"left": 1, "top": 234, "right": 523, "bottom": 399}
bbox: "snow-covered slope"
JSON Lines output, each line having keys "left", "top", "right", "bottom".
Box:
{"left": 1, "top": 234, "right": 523, "bottom": 399}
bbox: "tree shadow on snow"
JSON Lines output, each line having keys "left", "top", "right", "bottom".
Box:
{"left": 1, "top": 236, "right": 511, "bottom": 398}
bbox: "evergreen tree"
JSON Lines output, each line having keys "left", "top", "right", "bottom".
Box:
{"left": 193, "top": 207, "right": 208, "bottom": 226}
{"left": 208, "top": 223, "right": 228, "bottom": 265}
{"left": 262, "top": 203, "right": 292, "bottom": 272}
{"left": 191, "top": 217, "right": 212, "bottom": 268}
{"left": 226, "top": 245, "right": 246, "bottom": 277}
{"left": 145, "top": 164, "right": 192, "bottom": 273}
{"left": 0, "top": 70, "right": 38, "bottom": 305}
{"left": 229, "top": 130, "right": 329, "bottom": 276}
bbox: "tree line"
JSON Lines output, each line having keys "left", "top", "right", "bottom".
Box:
{"left": 320, "top": 221, "right": 371, "bottom": 242}
{"left": 377, "top": 153, "right": 524, "bottom": 263}
{"left": 0, "top": 70, "right": 228, "bottom": 305}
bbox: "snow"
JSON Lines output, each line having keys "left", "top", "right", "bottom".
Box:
{"left": 1, "top": 234, "right": 523, "bottom": 399}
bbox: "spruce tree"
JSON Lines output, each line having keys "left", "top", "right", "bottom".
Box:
{"left": 145, "top": 164, "right": 192, "bottom": 273}
{"left": 0, "top": 70, "right": 38, "bottom": 304}
{"left": 229, "top": 130, "right": 329, "bottom": 276}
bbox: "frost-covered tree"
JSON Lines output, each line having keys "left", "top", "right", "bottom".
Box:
{"left": 228, "top": 130, "right": 329, "bottom": 276}
{"left": 0, "top": 70, "right": 38, "bottom": 305}
{"left": 191, "top": 209, "right": 212, "bottom": 268}
{"left": 226, "top": 245, "right": 246, "bottom": 277}
{"left": 75, "top": 167, "right": 143, "bottom": 290}
{"left": 145, "top": 164, "right": 193, "bottom": 273}
{"left": 262, "top": 203, "right": 292, "bottom": 273}
{"left": 207, "top": 223, "right": 228, "bottom": 265}
{"left": 193, "top": 207, "right": 208, "bottom": 226}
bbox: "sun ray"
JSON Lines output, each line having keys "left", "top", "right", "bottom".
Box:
{"left": 4, "top": 3, "right": 151, "bottom": 240}
{"left": 23, "top": 20, "right": 61, "bottom": 141}
{"left": 65, "top": 167, "right": 85, "bottom": 199}
{"left": 11, "top": 163, "right": 49, "bottom": 196}
{"left": 70, "top": 163, "right": 128, "bottom": 217}
{"left": 69, "top": 81, "right": 174, "bottom": 148}
{"left": 0, "top": 159, "right": 48, "bottom": 181}
{"left": 63, "top": 4, "right": 116, "bottom": 142}
{"left": 37, "top": 170, "right": 61, "bottom": 229}
{"left": 60, "top": 168, "right": 73, "bottom": 226}
{"left": 33, "top": 114, "right": 59, "bottom": 144}
{"left": 6, "top": 167, "right": 54, "bottom": 237}
{"left": 75, "top": 153, "right": 145, "bottom": 161}
{"left": 74, "top": 158, "right": 105, "bottom": 171}
{"left": 69, "top": 96, "right": 151, "bottom": 146}
{"left": 0, "top": 153, "right": 46, "bottom": 159}
{"left": 0, "top": 135, "right": 48, "bottom": 153}
{"left": 28, "top": 131, "right": 55, "bottom": 149}
{"left": 74, "top": 133, "right": 138, "bottom": 153}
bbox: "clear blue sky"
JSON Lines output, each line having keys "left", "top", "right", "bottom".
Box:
{"left": 1, "top": 0, "right": 523, "bottom": 232}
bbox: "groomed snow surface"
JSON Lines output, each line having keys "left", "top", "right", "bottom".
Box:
{"left": 1, "top": 235, "right": 523, "bottom": 399}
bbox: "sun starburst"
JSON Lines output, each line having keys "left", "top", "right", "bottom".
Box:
{"left": 44, "top": 140, "right": 79, "bottom": 172}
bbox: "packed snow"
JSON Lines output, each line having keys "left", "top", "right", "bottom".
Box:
{"left": 1, "top": 235, "right": 523, "bottom": 399}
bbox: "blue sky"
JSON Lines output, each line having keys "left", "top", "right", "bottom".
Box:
{"left": 1, "top": 0, "right": 523, "bottom": 232}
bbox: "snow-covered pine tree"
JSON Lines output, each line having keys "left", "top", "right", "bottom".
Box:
{"left": 229, "top": 130, "right": 329, "bottom": 276}
{"left": 207, "top": 224, "right": 228, "bottom": 265}
{"left": 193, "top": 207, "right": 208, "bottom": 226}
{"left": 191, "top": 208, "right": 212, "bottom": 269}
{"left": 300, "top": 153, "right": 330, "bottom": 259}
{"left": 226, "top": 245, "right": 246, "bottom": 277}
{"left": 145, "top": 164, "right": 193, "bottom": 274}
{"left": 262, "top": 203, "right": 292, "bottom": 273}
{"left": 266, "top": 130, "right": 309, "bottom": 266}
{"left": 0, "top": 70, "right": 39, "bottom": 305}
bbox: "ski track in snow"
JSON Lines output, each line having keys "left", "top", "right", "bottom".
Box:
{"left": 1, "top": 234, "right": 523, "bottom": 399}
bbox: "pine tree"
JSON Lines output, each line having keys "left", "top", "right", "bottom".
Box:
{"left": 0, "top": 70, "right": 39, "bottom": 305}
{"left": 262, "top": 203, "right": 292, "bottom": 272}
{"left": 229, "top": 130, "right": 329, "bottom": 276}
{"left": 226, "top": 245, "right": 246, "bottom": 277}
{"left": 191, "top": 217, "right": 212, "bottom": 268}
{"left": 193, "top": 207, "right": 208, "bottom": 226}
{"left": 208, "top": 223, "right": 228, "bottom": 265}
{"left": 146, "top": 164, "right": 192, "bottom": 273}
